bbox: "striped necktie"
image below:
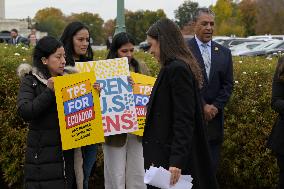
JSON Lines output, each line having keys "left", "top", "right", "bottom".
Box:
{"left": 201, "top": 43, "right": 211, "bottom": 79}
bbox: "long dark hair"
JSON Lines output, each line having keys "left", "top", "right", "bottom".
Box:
{"left": 33, "top": 36, "right": 63, "bottom": 79}
{"left": 107, "top": 32, "right": 140, "bottom": 73}
{"left": 146, "top": 18, "right": 203, "bottom": 88}
{"left": 60, "top": 21, "right": 93, "bottom": 66}
{"left": 275, "top": 56, "right": 284, "bottom": 81}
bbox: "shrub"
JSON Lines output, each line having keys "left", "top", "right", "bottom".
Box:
{"left": 219, "top": 57, "right": 278, "bottom": 188}
{"left": 0, "top": 44, "right": 31, "bottom": 187}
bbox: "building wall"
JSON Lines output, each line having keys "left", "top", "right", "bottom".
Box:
{"left": 0, "top": 19, "right": 48, "bottom": 39}
{"left": 0, "top": 19, "right": 30, "bottom": 36}
{"left": 0, "top": 0, "right": 4, "bottom": 19}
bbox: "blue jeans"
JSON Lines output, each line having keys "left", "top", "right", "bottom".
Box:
{"left": 82, "top": 144, "right": 97, "bottom": 189}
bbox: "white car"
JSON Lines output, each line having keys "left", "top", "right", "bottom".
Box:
{"left": 230, "top": 41, "right": 265, "bottom": 56}
{"left": 213, "top": 36, "right": 231, "bottom": 45}
{"left": 248, "top": 35, "right": 284, "bottom": 41}
{"left": 238, "top": 40, "right": 284, "bottom": 56}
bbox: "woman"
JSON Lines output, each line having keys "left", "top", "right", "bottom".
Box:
{"left": 143, "top": 18, "right": 218, "bottom": 189}
{"left": 103, "top": 32, "right": 148, "bottom": 189}
{"left": 268, "top": 56, "right": 284, "bottom": 189}
{"left": 60, "top": 21, "right": 96, "bottom": 189}
{"left": 60, "top": 21, "right": 93, "bottom": 66}
{"left": 27, "top": 33, "right": 37, "bottom": 47}
{"left": 17, "top": 36, "right": 71, "bottom": 188}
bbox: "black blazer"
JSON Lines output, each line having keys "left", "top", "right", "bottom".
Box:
{"left": 8, "top": 36, "right": 29, "bottom": 45}
{"left": 143, "top": 59, "right": 218, "bottom": 189}
{"left": 268, "top": 74, "right": 284, "bottom": 155}
{"left": 188, "top": 38, "right": 233, "bottom": 142}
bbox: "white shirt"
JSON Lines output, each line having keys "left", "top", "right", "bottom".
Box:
{"left": 194, "top": 35, "right": 212, "bottom": 58}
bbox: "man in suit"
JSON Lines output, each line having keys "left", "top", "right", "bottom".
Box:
{"left": 188, "top": 8, "right": 233, "bottom": 175}
{"left": 8, "top": 28, "right": 28, "bottom": 45}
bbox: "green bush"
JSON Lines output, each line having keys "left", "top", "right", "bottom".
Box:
{"left": 219, "top": 57, "right": 279, "bottom": 188}
{"left": 0, "top": 44, "right": 281, "bottom": 188}
{"left": 0, "top": 44, "right": 31, "bottom": 187}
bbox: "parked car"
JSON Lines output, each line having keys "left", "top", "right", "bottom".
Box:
{"left": 213, "top": 36, "right": 231, "bottom": 45}
{"left": 0, "top": 31, "right": 10, "bottom": 43}
{"left": 138, "top": 41, "right": 150, "bottom": 51}
{"left": 139, "top": 35, "right": 193, "bottom": 52}
{"left": 244, "top": 48, "right": 284, "bottom": 57}
{"left": 239, "top": 40, "right": 284, "bottom": 56}
{"left": 248, "top": 35, "right": 284, "bottom": 41}
{"left": 230, "top": 41, "right": 265, "bottom": 56}
{"left": 265, "top": 48, "right": 284, "bottom": 57}
{"left": 221, "top": 38, "right": 264, "bottom": 48}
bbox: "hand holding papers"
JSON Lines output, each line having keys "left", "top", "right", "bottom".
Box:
{"left": 144, "top": 166, "right": 193, "bottom": 189}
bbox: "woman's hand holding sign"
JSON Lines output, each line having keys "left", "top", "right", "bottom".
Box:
{"left": 93, "top": 82, "right": 102, "bottom": 95}
{"left": 47, "top": 78, "right": 55, "bottom": 91}
{"left": 127, "top": 76, "right": 134, "bottom": 86}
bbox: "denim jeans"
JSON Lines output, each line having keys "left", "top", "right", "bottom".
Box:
{"left": 82, "top": 144, "right": 97, "bottom": 189}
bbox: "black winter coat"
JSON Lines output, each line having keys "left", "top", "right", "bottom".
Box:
{"left": 17, "top": 65, "right": 66, "bottom": 189}
{"left": 268, "top": 73, "right": 284, "bottom": 156}
{"left": 143, "top": 59, "right": 218, "bottom": 189}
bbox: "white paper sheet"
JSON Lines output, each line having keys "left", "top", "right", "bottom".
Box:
{"left": 144, "top": 166, "right": 193, "bottom": 189}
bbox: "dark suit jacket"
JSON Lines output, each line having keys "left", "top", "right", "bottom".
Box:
{"left": 143, "top": 59, "right": 218, "bottom": 189}
{"left": 188, "top": 38, "right": 233, "bottom": 142}
{"left": 8, "top": 36, "right": 29, "bottom": 45}
{"left": 268, "top": 74, "right": 284, "bottom": 156}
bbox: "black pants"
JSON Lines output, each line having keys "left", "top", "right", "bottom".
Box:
{"left": 208, "top": 141, "right": 222, "bottom": 175}
{"left": 63, "top": 149, "right": 77, "bottom": 189}
{"left": 277, "top": 154, "right": 284, "bottom": 189}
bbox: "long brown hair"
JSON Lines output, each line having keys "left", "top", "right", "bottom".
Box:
{"left": 146, "top": 18, "right": 203, "bottom": 88}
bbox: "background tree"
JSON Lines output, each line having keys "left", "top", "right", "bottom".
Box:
{"left": 213, "top": 0, "right": 233, "bottom": 26}
{"left": 255, "top": 0, "right": 284, "bottom": 35}
{"left": 34, "top": 7, "right": 66, "bottom": 38}
{"left": 125, "top": 9, "right": 166, "bottom": 43}
{"left": 174, "top": 0, "right": 199, "bottom": 29}
{"left": 217, "top": 19, "right": 244, "bottom": 36}
{"left": 239, "top": 0, "right": 257, "bottom": 36}
{"left": 125, "top": 10, "right": 142, "bottom": 43}
{"left": 103, "top": 19, "right": 115, "bottom": 40}
{"left": 68, "top": 12, "right": 105, "bottom": 45}
{"left": 213, "top": 0, "right": 244, "bottom": 36}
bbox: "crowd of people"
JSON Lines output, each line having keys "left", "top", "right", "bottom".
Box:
{"left": 15, "top": 7, "right": 284, "bottom": 189}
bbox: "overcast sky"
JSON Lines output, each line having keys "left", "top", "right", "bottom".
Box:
{"left": 5, "top": 0, "right": 217, "bottom": 21}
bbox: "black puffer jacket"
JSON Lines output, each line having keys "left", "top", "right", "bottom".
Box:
{"left": 17, "top": 64, "right": 77, "bottom": 189}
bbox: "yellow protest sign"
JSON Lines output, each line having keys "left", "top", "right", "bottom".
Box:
{"left": 76, "top": 58, "right": 139, "bottom": 136}
{"left": 54, "top": 72, "right": 104, "bottom": 150}
{"left": 130, "top": 72, "right": 156, "bottom": 136}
